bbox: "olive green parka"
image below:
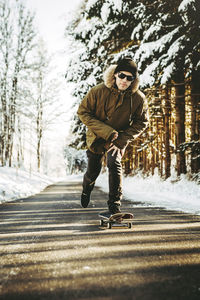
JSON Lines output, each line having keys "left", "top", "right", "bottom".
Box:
{"left": 77, "top": 64, "right": 149, "bottom": 154}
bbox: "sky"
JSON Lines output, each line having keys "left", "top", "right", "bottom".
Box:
{"left": 26, "top": 0, "right": 82, "bottom": 55}
{"left": 23, "top": 0, "right": 84, "bottom": 173}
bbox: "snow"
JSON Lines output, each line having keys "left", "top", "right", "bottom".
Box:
{"left": 95, "top": 171, "right": 200, "bottom": 216}
{"left": 100, "top": 0, "right": 123, "bottom": 21}
{"left": 101, "top": 3, "right": 110, "bottom": 23}
{"left": 178, "top": 0, "right": 195, "bottom": 12}
{"left": 85, "top": 0, "right": 98, "bottom": 11}
{"left": 142, "top": 24, "right": 161, "bottom": 42}
{"left": 140, "top": 60, "right": 159, "bottom": 87}
{"left": 135, "top": 27, "right": 180, "bottom": 65}
{"left": 0, "top": 167, "right": 54, "bottom": 204}
{"left": 1, "top": 167, "right": 200, "bottom": 217}
{"left": 160, "top": 62, "right": 175, "bottom": 84}
{"left": 167, "top": 36, "right": 184, "bottom": 58}
{"left": 111, "top": 0, "right": 123, "bottom": 12}
{"left": 131, "top": 22, "right": 143, "bottom": 40}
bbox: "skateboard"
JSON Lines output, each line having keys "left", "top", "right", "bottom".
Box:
{"left": 99, "top": 211, "right": 134, "bottom": 229}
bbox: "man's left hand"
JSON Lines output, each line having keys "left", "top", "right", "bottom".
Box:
{"left": 107, "top": 145, "right": 125, "bottom": 157}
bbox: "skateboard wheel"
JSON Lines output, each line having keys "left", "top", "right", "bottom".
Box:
{"left": 128, "top": 223, "right": 132, "bottom": 229}
{"left": 100, "top": 220, "right": 104, "bottom": 226}
{"left": 108, "top": 222, "right": 112, "bottom": 229}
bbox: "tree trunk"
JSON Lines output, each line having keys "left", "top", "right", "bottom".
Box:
{"left": 190, "top": 73, "right": 200, "bottom": 173}
{"left": 151, "top": 143, "right": 155, "bottom": 176}
{"left": 8, "top": 75, "right": 18, "bottom": 167}
{"left": 163, "top": 87, "right": 171, "bottom": 179}
{"left": 156, "top": 119, "right": 159, "bottom": 172}
{"left": 160, "top": 129, "right": 163, "bottom": 177}
{"left": 37, "top": 139, "right": 41, "bottom": 171}
{"left": 134, "top": 145, "right": 138, "bottom": 170}
{"left": 124, "top": 145, "right": 133, "bottom": 175}
{"left": 143, "top": 149, "right": 146, "bottom": 173}
{"left": 175, "top": 82, "right": 186, "bottom": 176}
{"left": 36, "top": 100, "right": 43, "bottom": 172}
{"left": 1, "top": 79, "right": 9, "bottom": 166}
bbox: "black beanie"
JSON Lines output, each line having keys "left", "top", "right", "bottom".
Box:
{"left": 114, "top": 57, "right": 137, "bottom": 76}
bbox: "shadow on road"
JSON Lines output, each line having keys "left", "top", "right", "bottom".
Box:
{"left": 1, "top": 181, "right": 200, "bottom": 300}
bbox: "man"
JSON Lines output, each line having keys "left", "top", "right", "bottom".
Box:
{"left": 77, "top": 57, "right": 148, "bottom": 215}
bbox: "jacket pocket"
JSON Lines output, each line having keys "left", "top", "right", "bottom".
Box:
{"left": 86, "top": 130, "right": 97, "bottom": 148}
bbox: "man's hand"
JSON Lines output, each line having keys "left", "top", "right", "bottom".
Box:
{"left": 104, "top": 132, "right": 119, "bottom": 150}
{"left": 107, "top": 145, "right": 125, "bottom": 157}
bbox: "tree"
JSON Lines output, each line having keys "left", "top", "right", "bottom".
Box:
{"left": 65, "top": 0, "right": 142, "bottom": 148}
{"left": 22, "top": 40, "right": 64, "bottom": 172}
{"left": 128, "top": 0, "right": 199, "bottom": 176}
{"left": 0, "top": 0, "right": 36, "bottom": 166}
{"left": 65, "top": 0, "right": 200, "bottom": 178}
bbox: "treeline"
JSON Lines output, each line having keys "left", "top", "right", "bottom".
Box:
{"left": 124, "top": 83, "right": 200, "bottom": 179}
{"left": 0, "top": 0, "right": 60, "bottom": 172}
{"left": 65, "top": 0, "right": 200, "bottom": 179}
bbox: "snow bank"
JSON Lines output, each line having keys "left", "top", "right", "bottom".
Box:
{"left": 0, "top": 167, "right": 54, "bottom": 204}
{"left": 178, "top": 0, "right": 195, "bottom": 13}
{"left": 96, "top": 171, "right": 200, "bottom": 216}
{"left": 1, "top": 167, "right": 199, "bottom": 217}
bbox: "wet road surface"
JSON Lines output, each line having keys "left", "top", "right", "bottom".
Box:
{"left": 0, "top": 181, "right": 200, "bottom": 300}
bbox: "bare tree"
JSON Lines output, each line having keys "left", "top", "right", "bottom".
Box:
{"left": 28, "top": 40, "right": 64, "bottom": 172}
{"left": 0, "top": 0, "right": 13, "bottom": 165}
{"left": 0, "top": 0, "right": 36, "bottom": 166}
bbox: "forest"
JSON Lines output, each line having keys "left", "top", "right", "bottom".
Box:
{"left": 0, "top": 0, "right": 62, "bottom": 173}
{"left": 65, "top": 0, "right": 200, "bottom": 180}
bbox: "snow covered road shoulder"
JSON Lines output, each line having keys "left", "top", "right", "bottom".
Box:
{"left": 0, "top": 167, "right": 54, "bottom": 204}
{"left": 96, "top": 172, "right": 200, "bottom": 216}
{"left": 1, "top": 167, "right": 200, "bottom": 216}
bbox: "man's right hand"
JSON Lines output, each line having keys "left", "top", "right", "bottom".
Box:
{"left": 107, "top": 145, "right": 125, "bottom": 157}
{"left": 104, "top": 132, "right": 118, "bottom": 150}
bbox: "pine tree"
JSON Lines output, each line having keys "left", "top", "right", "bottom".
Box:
{"left": 65, "top": 0, "right": 200, "bottom": 178}
{"left": 65, "top": 0, "right": 142, "bottom": 149}
{"left": 126, "top": 0, "right": 200, "bottom": 176}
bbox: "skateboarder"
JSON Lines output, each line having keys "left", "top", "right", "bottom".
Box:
{"left": 77, "top": 57, "right": 148, "bottom": 214}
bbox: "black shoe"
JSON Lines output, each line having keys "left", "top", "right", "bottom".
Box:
{"left": 81, "top": 190, "right": 92, "bottom": 208}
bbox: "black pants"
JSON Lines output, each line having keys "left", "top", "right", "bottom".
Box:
{"left": 83, "top": 149, "right": 122, "bottom": 210}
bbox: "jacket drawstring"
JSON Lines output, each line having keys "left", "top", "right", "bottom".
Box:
{"left": 129, "top": 96, "right": 133, "bottom": 125}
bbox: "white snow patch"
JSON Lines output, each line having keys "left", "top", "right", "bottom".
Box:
{"left": 143, "top": 24, "right": 161, "bottom": 42}
{"left": 178, "top": 0, "right": 195, "bottom": 12}
{"left": 0, "top": 167, "right": 54, "bottom": 204}
{"left": 101, "top": 2, "right": 110, "bottom": 23}
{"left": 2, "top": 167, "right": 199, "bottom": 217}
{"left": 111, "top": 0, "right": 122, "bottom": 12}
{"left": 131, "top": 23, "right": 142, "bottom": 40}
{"left": 85, "top": 0, "right": 98, "bottom": 11}
{"left": 161, "top": 62, "right": 175, "bottom": 84}
{"left": 95, "top": 171, "right": 200, "bottom": 216}
{"left": 140, "top": 60, "right": 159, "bottom": 87}
{"left": 134, "top": 27, "right": 180, "bottom": 66}
{"left": 167, "top": 36, "right": 183, "bottom": 58}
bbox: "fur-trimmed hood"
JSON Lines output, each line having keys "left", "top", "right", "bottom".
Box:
{"left": 103, "top": 64, "right": 140, "bottom": 94}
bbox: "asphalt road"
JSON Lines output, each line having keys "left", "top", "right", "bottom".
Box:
{"left": 0, "top": 181, "right": 200, "bottom": 300}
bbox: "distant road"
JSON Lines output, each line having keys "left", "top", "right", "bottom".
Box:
{"left": 1, "top": 181, "right": 200, "bottom": 300}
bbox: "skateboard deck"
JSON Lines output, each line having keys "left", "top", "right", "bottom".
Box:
{"left": 99, "top": 211, "right": 134, "bottom": 229}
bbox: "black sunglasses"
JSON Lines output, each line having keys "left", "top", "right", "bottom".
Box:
{"left": 117, "top": 72, "right": 135, "bottom": 82}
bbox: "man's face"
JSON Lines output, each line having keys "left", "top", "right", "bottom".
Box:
{"left": 114, "top": 71, "right": 134, "bottom": 91}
